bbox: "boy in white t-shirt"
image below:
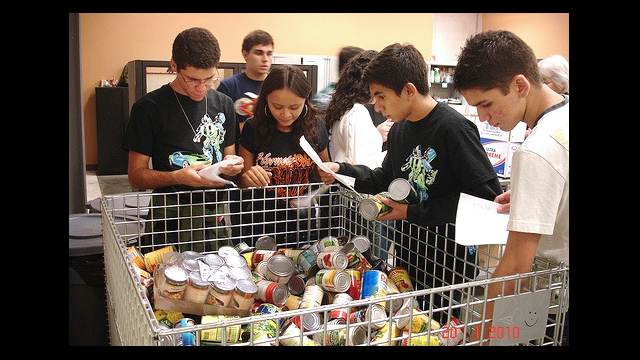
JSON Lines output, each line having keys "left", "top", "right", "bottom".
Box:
{"left": 453, "top": 30, "right": 569, "bottom": 345}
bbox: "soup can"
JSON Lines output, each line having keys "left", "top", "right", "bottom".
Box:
{"left": 316, "top": 250, "right": 348, "bottom": 270}
{"left": 266, "top": 252, "right": 295, "bottom": 284}
{"left": 388, "top": 266, "right": 414, "bottom": 293}
{"left": 252, "top": 250, "right": 280, "bottom": 266}
{"left": 296, "top": 249, "right": 319, "bottom": 276}
{"left": 360, "top": 270, "right": 388, "bottom": 300}
{"left": 358, "top": 192, "right": 393, "bottom": 221}
{"left": 202, "top": 253, "right": 225, "bottom": 268}
{"left": 255, "top": 235, "right": 277, "bottom": 250}
{"left": 231, "top": 278, "right": 257, "bottom": 310}
{"left": 255, "top": 280, "right": 289, "bottom": 306}
{"left": 350, "top": 235, "right": 371, "bottom": 253}
{"left": 344, "top": 269, "right": 362, "bottom": 303}
{"left": 206, "top": 276, "right": 236, "bottom": 307}
{"left": 388, "top": 178, "right": 419, "bottom": 204}
{"left": 160, "top": 266, "right": 188, "bottom": 300}
{"left": 183, "top": 272, "right": 210, "bottom": 304}
{"left": 315, "top": 269, "right": 351, "bottom": 293}
{"left": 234, "top": 241, "right": 253, "bottom": 254}
{"left": 300, "top": 284, "right": 324, "bottom": 309}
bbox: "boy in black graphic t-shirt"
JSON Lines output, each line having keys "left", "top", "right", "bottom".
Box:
{"left": 123, "top": 28, "right": 244, "bottom": 253}
{"left": 319, "top": 44, "right": 501, "bottom": 320}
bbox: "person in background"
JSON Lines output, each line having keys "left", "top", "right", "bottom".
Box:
{"left": 318, "top": 43, "right": 501, "bottom": 321}
{"left": 324, "top": 50, "right": 383, "bottom": 169}
{"left": 312, "top": 45, "right": 364, "bottom": 112}
{"left": 218, "top": 29, "right": 274, "bottom": 134}
{"left": 123, "top": 27, "right": 244, "bottom": 253}
{"left": 454, "top": 30, "right": 569, "bottom": 345}
{"left": 538, "top": 55, "right": 569, "bottom": 95}
{"left": 238, "top": 65, "right": 330, "bottom": 245}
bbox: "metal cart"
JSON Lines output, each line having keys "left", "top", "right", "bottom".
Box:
{"left": 102, "top": 184, "right": 568, "bottom": 346}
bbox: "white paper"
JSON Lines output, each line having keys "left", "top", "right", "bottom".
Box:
{"left": 197, "top": 158, "right": 242, "bottom": 187}
{"left": 455, "top": 193, "right": 509, "bottom": 246}
{"left": 299, "top": 136, "right": 358, "bottom": 193}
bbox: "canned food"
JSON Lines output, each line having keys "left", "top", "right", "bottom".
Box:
{"left": 300, "top": 284, "right": 324, "bottom": 309}
{"left": 388, "top": 178, "right": 419, "bottom": 204}
{"left": 255, "top": 280, "right": 289, "bottom": 306}
{"left": 328, "top": 293, "right": 352, "bottom": 324}
{"left": 360, "top": 270, "right": 388, "bottom": 301}
{"left": 384, "top": 280, "right": 405, "bottom": 313}
{"left": 388, "top": 266, "right": 414, "bottom": 293}
{"left": 200, "top": 315, "right": 241, "bottom": 343}
{"left": 287, "top": 274, "right": 306, "bottom": 296}
{"left": 228, "top": 265, "right": 251, "bottom": 280}
{"left": 183, "top": 272, "right": 210, "bottom": 303}
{"left": 218, "top": 245, "right": 240, "bottom": 259}
{"left": 255, "top": 235, "right": 277, "bottom": 250}
{"left": 315, "top": 269, "right": 351, "bottom": 293}
{"left": 225, "top": 254, "right": 248, "bottom": 268}
{"left": 299, "top": 312, "right": 322, "bottom": 332}
{"left": 344, "top": 269, "right": 362, "bottom": 301}
{"left": 252, "top": 302, "right": 285, "bottom": 326}
{"left": 144, "top": 245, "right": 175, "bottom": 272}
{"left": 160, "top": 266, "right": 188, "bottom": 300}
{"left": 317, "top": 236, "right": 341, "bottom": 252}
{"left": 365, "top": 303, "right": 388, "bottom": 329}
{"left": 180, "top": 258, "right": 200, "bottom": 273}
{"left": 345, "top": 249, "right": 372, "bottom": 274}
{"left": 400, "top": 331, "right": 440, "bottom": 346}
{"left": 202, "top": 253, "right": 225, "bottom": 268}
{"left": 173, "top": 318, "right": 197, "bottom": 346}
{"left": 314, "top": 321, "right": 368, "bottom": 346}
{"left": 350, "top": 235, "right": 371, "bottom": 253}
{"left": 316, "top": 250, "right": 348, "bottom": 270}
{"left": 296, "top": 249, "right": 319, "bottom": 276}
{"left": 243, "top": 317, "right": 278, "bottom": 345}
{"left": 231, "top": 278, "right": 257, "bottom": 310}
{"left": 266, "top": 252, "right": 294, "bottom": 284}
{"left": 252, "top": 250, "right": 280, "bottom": 265}
{"left": 395, "top": 303, "right": 440, "bottom": 334}
{"left": 358, "top": 192, "right": 392, "bottom": 221}
{"left": 283, "top": 294, "right": 302, "bottom": 311}
{"left": 280, "top": 248, "right": 304, "bottom": 265}
{"left": 206, "top": 277, "right": 236, "bottom": 307}
{"left": 234, "top": 241, "right": 253, "bottom": 254}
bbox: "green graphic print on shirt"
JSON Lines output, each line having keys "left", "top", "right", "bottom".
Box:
{"left": 400, "top": 145, "right": 438, "bottom": 202}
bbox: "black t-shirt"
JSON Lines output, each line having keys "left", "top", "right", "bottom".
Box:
{"left": 338, "top": 102, "right": 501, "bottom": 226}
{"left": 123, "top": 84, "right": 236, "bottom": 194}
{"left": 240, "top": 117, "right": 329, "bottom": 198}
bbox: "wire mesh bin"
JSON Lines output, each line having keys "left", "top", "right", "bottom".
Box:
{"left": 102, "top": 183, "right": 568, "bottom": 346}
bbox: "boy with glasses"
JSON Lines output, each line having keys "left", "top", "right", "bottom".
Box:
{"left": 123, "top": 27, "right": 244, "bottom": 253}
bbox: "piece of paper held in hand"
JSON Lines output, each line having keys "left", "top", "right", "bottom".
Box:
{"left": 197, "top": 158, "right": 241, "bottom": 187}
{"left": 299, "top": 136, "right": 358, "bottom": 193}
{"left": 454, "top": 193, "right": 509, "bottom": 246}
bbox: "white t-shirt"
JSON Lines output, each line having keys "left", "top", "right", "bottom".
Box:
{"left": 329, "top": 103, "right": 386, "bottom": 169}
{"left": 508, "top": 97, "right": 569, "bottom": 266}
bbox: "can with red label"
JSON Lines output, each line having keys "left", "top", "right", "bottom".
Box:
{"left": 255, "top": 279, "right": 289, "bottom": 306}
{"left": 328, "top": 293, "right": 352, "bottom": 324}
{"left": 252, "top": 250, "right": 280, "bottom": 266}
{"left": 344, "top": 269, "right": 361, "bottom": 301}
{"left": 388, "top": 266, "right": 414, "bottom": 293}
{"left": 316, "top": 250, "right": 348, "bottom": 270}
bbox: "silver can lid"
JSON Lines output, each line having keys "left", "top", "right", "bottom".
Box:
{"left": 351, "top": 235, "right": 371, "bottom": 253}
{"left": 359, "top": 198, "right": 382, "bottom": 221}
{"left": 228, "top": 265, "right": 251, "bottom": 280}
{"left": 332, "top": 270, "right": 352, "bottom": 292}
{"left": 301, "top": 312, "right": 322, "bottom": 331}
{"left": 218, "top": 245, "right": 240, "bottom": 259}
{"left": 213, "top": 276, "right": 236, "bottom": 292}
{"left": 255, "top": 235, "right": 277, "bottom": 250}
{"left": 287, "top": 274, "right": 306, "bottom": 296}
{"left": 267, "top": 253, "right": 294, "bottom": 277}
{"left": 270, "top": 282, "right": 290, "bottom": 306}
{"left": 188, "top": 272, "right": 210, "bottom": 289}
{"left": 164, "top": 266, "right": 188, "bottom": 283}
{"left": 225, "top": 254, "right": 248, "bottom": 268}
{"left": 388, "top": 178, "right": 412, "bottom": 201}
{"left": 202, "top": 253, "right": 225, "bottom": 267}
{"left": 235, "top": 278, "right": 258, "bottom": 295}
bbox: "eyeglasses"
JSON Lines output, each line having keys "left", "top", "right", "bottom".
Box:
{"left": 178, "top": 70, "right": 220, "bottom": 87}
